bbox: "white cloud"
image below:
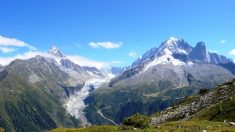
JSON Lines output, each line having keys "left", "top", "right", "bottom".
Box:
{"left": 128, "top": 51, "right": 137, "bottom": 58}
{"left": 0, "top": 36, "right": 115, "bottom": 69}
{"left": 0, "top": 51, "right": 50, "bottom": 66}
{"left": 0, "top": 47, "right": 15, "bottom": 53}
{"left": 0, "top": 50, "right": 109, "bottom": 69}
{"left": 229, "top": 49, "right": 235, "bottom": 56}
{"left": 220, "top": 40, "right": 227, "bottom": 44}
{"left": 89, "top": 41, "right": 122, "bottom": 49}
{"left": 66, "top": 55, "right": 109, "bottom": 69}
{"left": 0, "top": 35, "right": 36, "bottom": 51}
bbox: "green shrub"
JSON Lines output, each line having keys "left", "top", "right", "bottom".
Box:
{"left": 123, "top": 113, "right": 150, "bottom": 128}
{"left": 199, "top": 88, "right": 209, "bottom": 95}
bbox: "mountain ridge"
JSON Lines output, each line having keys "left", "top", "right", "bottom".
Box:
{"left": 132, "top": 37, "right": 232, "bottom": 68}
{"left": 84, "top": 37, "right": 235, "bottom": 125}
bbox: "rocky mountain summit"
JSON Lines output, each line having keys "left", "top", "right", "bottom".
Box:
{"left": 132, "top": 37, "right": 232, "bottom": 68}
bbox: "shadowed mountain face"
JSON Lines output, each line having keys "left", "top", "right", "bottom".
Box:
{"left": 189, "top": 42, "right": 210, "bottom": 63}
{"left": 84, "top": 37, "right": 235, "bottom": 125}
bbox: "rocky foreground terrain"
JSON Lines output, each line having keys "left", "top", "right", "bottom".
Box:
{"left": 151, "top": 79, "right": 235, "bottom": 125}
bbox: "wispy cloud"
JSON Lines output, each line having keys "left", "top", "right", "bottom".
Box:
{"left": 229, "top": 49, "right": 235, "bottom": 56}
{"left": 0, "top": 35, "right": 36, "bottom": 52}
{"left": 66, "top": 55, "right": 109, "bottom": 69}
{"left": 89, "top": 41, "right": 122, "bottom": 49}
{"left": 128, "top": 51, "right": 137, "bottom": 58}
{"left": 220, "top": 40, "right": 227, "bottom": 44}
{"left": 0, "top": 47, "right": 15, "bottom": 53}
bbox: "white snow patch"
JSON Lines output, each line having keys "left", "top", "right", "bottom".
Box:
{"left": 28, "top": 74, "right": 41, "bottom": 83}
{"left": 143, "top": 48, "right": 185, "bottom": 71}
{"left": 177, "top": 49, "right": 187, "bottom": 54}
{"left": 187, "top": 61, "right": 194, "bottom": 66}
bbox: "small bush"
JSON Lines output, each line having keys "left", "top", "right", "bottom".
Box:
{"left": 123, "top": 113, "right": 150, "bottom": 129}
{"left": 199, "top": 88, "right": 209, "bottom": 95}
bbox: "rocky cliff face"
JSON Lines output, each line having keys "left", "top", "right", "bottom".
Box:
{"left": 189, "top": 42, "right": 210, "bottom": 63}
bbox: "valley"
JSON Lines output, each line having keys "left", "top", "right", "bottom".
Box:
{"left": 64, "top": 78, "right": 113, "bottom": 126}
{"left": 1, "top": 1, "right": 234, "bottom": 131}
{"left": 0, "top": 37, "right": 235, "bottom": 132}
{"left": 52, "top": 79, "right": 235, "bottom": 132}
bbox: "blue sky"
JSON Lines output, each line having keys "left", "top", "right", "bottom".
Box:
{"left": 0, "top": 0, "right": 235, "bottom": 67}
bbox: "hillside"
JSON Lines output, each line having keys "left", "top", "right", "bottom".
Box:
{"left": 151, "top": 79, "right": 235, "bottom": 124}
{"left": 51, "top": 79, "right": 235, "bottom": 131}
{"left": 0, "top": 64, "right": 80, "bottom": 132}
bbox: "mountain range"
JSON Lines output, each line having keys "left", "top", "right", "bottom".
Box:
{"left": 84, "top": 37, "right": 235, "bottom": 125}
{"left": 0, "top": 37, "right": 235, "bottom": 132}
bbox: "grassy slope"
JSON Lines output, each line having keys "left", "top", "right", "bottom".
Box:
{"left": 52, "top": 125, "right": 118, "bottom": 132}
{"left": 51, "top": 120, "right": 235, "bottom": 132}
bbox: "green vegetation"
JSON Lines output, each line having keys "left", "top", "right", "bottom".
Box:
{"left": 84, "top": 82, "right": 207, "bottom": 125}
{"left": 85, "top": 88, "right": 175, "bottom": 125}
{"left": 155, "top": 120, "right": 235, "bottom": 132}
{"left": 52, "top": 125, "right": 118, "bottom": 132}
{"left": 194, "top": 95, "right": 235, "bottom": 122}
{"left": 51, "top": 120, "right": 235, "bottom": 132}
{"left": 0, "top": 68, "right": 80, "bottom": 132}
{"left": 123, "top": 113, "right": 150, "bottom": 129}
{"left": 51, "top": 79, "right": 235, "bottom": 131}
{"left": 198, "top": 88, "right": 210, "bottom": 95}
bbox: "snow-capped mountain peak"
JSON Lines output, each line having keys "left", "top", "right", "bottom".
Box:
{"left": 158, "top": 37, "right": 192, "bottom": 56}
{"left": 131, "top": 37, "right": 190, "bottom": 67}
{"left": 133, "top": 37, "right": 232, "bottom": 72}
{"left": 165, "top": 36, "right": 179, "bottom": 45}
{"left": 49, "top": 45, "right": 65, "bottom": 58}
